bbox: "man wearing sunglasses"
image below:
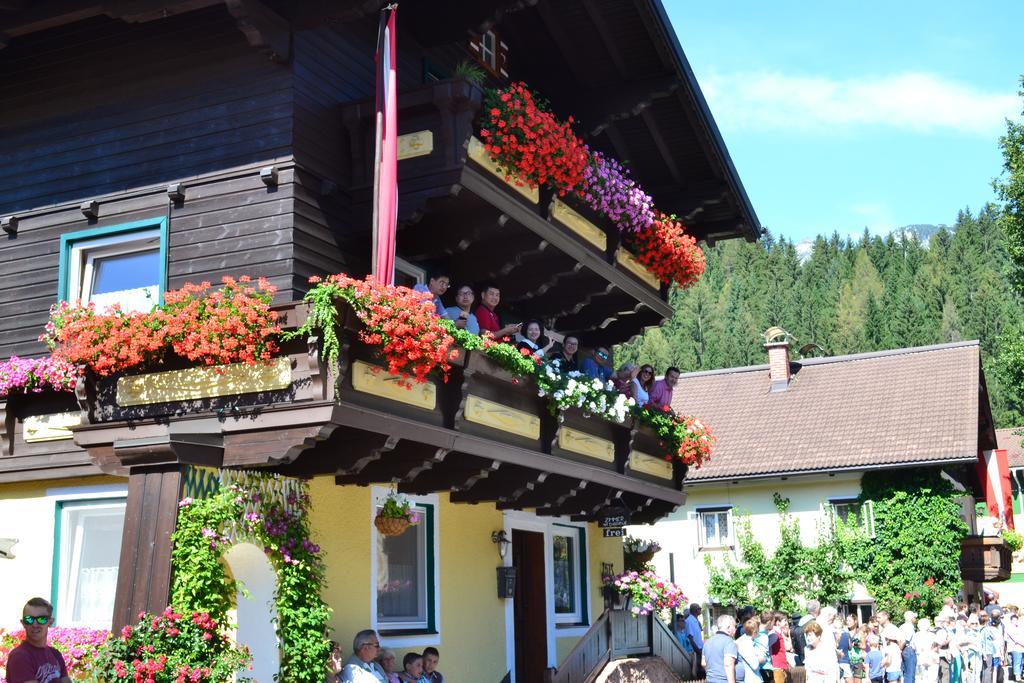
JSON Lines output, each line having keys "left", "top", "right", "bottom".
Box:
{"left": 6, "top": 598, "right": 71, "bottom": 683}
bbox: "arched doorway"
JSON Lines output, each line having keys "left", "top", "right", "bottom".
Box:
{"left": 224, "top": 543, "right": 279, "bottom": 683}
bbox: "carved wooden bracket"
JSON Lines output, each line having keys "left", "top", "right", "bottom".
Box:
{"left": 224, "top": 0, "right": 291, "bottom": 64}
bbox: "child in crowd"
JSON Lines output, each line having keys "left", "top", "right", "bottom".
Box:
{"left": 422, "top": 647, "right": 444, "bottom": 683}
{"left": 867, "top": 634, "right": 885, "bottom": 683}
{"left": 850, "top": 635, "right": 867, "bottom": 681}
{"left": 399, "top": 653, "right": 428, "bottom": 683}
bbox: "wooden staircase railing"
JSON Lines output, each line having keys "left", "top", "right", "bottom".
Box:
{"left": 544, "top": 609, "right": 700, "bottom": 683}
{"left": 544, "top": 610, "right": 612, "bottom": 683}
{"left": 651, "top": 611, "right": 699, "bottom": 680}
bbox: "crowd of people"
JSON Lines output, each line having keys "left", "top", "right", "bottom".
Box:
{"left": 328, "top": 629, "right": 444, "bottom": 682}
{"left": 683, "top": 594, "right": 1024, "bottom": 683}
{"left": 413, "top": 269, "right": 682, "bottom": 409}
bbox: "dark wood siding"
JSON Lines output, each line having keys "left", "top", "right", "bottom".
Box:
{"left": 0, "top": 164, "right": 306, "bottom": 359}
{"left": 0, "top": 6, "right": 294, "bottom": 216}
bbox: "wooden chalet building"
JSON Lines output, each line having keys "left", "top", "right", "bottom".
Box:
{"left": 0, "top": 1, "right": 759, "bottom": 681}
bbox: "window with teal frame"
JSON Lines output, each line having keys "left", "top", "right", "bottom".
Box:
{"left": 374, "top": 500, "right": 437, "bottom": 634}
{"left": 58, "top": 218, "right": 168, "bottom": 313}
{"left": 50, "top": 497, "right": 127, "bottom": 629}
{"left": 552, "top": 523, "right": 588, "bottom": 625}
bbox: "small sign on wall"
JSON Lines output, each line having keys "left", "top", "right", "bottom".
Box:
{"left": 597, "top": 505, "right": 631, "bottom": 529}
{"left": 603, "top": 528, "right": 627, "bottom": 538}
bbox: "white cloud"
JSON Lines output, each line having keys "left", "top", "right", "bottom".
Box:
{"left": 702, "top": 71, "right": 1021, "bottom": 135}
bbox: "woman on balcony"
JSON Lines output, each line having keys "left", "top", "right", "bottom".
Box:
{"left": 517, "top": 320, "right": 554, "bottom": 357}
{"left": 633, "top": 365, "right": 654, "bottom": 406}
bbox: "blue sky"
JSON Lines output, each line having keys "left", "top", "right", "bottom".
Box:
{"left": 664, "top": 1, "right": 1024, "bottom": 243}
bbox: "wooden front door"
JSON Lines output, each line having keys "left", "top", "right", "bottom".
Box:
{"left": 512, "top": 529, "right": 547, "bottom": 682}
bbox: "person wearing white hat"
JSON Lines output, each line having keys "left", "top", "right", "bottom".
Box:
{"left": 883, "top": 625, "right": 905, "bottom": 682}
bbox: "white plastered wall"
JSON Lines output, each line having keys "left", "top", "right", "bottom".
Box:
{"left": 628, "top": 473, "right": 863, "bottom": 605}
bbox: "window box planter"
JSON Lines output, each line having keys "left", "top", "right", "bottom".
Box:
{"left": 456, "top": 350, "right": 554, "bottom": 451}
{"left": 552, "top": 407, "right": 630, "bottom": 472}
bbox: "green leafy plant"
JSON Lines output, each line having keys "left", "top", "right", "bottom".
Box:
{"left": 838, "top": 469, "right": 968, "bottom": 617}
{"left": 453, "top": 59, "right": 486, "bottom": 86}
{"left": 705, "top": 494, "right": 852, "bottom": 612}
{"left": 1004, "top": 528, "right": 1024, "bottom": 552}
{"left": 377, "top": 492, "right": 419, "bottom": 523}
{"left": 165, "top": 477, "right": 331, "bottom": 683}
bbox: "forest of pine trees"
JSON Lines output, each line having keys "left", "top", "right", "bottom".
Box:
{"left": 618, "top": 204, "right": 1024, "bottom": 428}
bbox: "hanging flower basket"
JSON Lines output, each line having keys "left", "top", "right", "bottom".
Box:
{"left": 374, "top": 491, "right": 419, "bottom": 537}
{"left": 375, "top": 515, "right": 411, "bottom": 537}
{"left": 632, "top": 549, "right": 656, "bottom": 564}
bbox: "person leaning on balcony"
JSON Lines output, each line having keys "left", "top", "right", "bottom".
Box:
{"left": 517, "top": 319, "right": 555, "bottom": 357}
{"left": 611, "top": 363, "right": 638, "bottom": 394}
{"left": 550, "top": 335, "right": 580, "bottom": 372}
{"left": 413, "top": 269, "right": 450, "bottom": 317}
{"left": 5, "top": 597, "right": 71, "bottom": 683}
{"left": 632, "top": 364, "right": 654, "bottom": 407}
{"left": 580, "top": 346, "right": 613, "bottom": 382}
{"left": 443, "top": 284, "right": 480, "bottom": 334}
{"left": 648, "top": 366, "right": 681, "bottom": 410}
{"left": 474, "top": 282, "right": 521, "bottom": 340}
{"left": 341, "top": 630, "right": 387, "bottom": 682}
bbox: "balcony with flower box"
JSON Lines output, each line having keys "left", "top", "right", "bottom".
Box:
{"left": 5, "top": 277, "right": 702, "bottom": 527}
{"left": 340, "top": 77, "right": 717, "bottom": 345}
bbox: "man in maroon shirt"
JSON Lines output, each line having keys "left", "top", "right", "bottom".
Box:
{"left": 474, "top": 282, "right": 521, "bottom": 340}
{"left": 6, "top": 598, "right": 71, "bottom": 683}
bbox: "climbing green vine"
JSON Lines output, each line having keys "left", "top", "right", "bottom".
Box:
{"left": 171, "top": 476, "right": 332, "bottom": 683}
{"left": 838, "top": 469, "right": 968, "bottom": 616}
{"left": 705, "top": 494, "right": 852, "bottom": 612}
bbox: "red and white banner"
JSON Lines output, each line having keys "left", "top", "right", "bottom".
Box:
{"left": 372, "top": 4, "right": 398, "bottom": 285}
{"left": 978, "top": 448, "right": 1015, "bottom": 530}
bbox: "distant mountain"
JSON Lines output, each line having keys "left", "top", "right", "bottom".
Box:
{"left": 793, "top": 223, "right": 952, "bottom": 262}
{"left": 898, "top": 224, "right": 951, "bottom": 243}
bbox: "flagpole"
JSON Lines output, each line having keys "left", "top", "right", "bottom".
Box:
{"left": 371, "top": 3, "right": 398, "bottom": 284}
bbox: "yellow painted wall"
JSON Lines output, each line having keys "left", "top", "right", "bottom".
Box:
{"left": 0, "top": 475, "right": 126, "bottom": 628}
{"left": 309, "top": 478, "right": 506, "bottom": 683}
{"left": 554, "top": 522, "right": 623, "bottom": 666}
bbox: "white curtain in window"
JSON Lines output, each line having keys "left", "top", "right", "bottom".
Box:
{"left": 74, "top": 566, "right": 119, "bottom": 625}
{"left": 375, "top": 506, "right": 427, "bottom": 626}
{"left": 59, "top": 501, "right": 125, "bottom": 628}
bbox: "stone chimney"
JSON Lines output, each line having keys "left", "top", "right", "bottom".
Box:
{"left": 765, "top": 341, "right": 791, "bottom": 392}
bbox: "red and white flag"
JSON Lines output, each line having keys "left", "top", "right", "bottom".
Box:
{"left": 978, "top": 448, "right": 1015, "bottom": 530}
{"left": 372, "top": 4, "right": 398, "bottom": 285}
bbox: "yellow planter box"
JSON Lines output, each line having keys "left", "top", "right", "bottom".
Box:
{"left": 117, "top": 357, "right": 292, "bottom": 406}
{"left": 465, "top": 394, "right": 539, "bottom": 439}
{"left": 557, "top": 427, "right": 615, "bottom": 463}
{"left": 351, "top": 360, "right": 437, "bottom": 410}
{"left": 615, "top": 248, "right": 661, "bottom": 290}
{"left": 628, "top": 451, "right": 673, "bottom": 479}
{"left": 23, "top": 411, "right": 82, "bottom": 442}
{"left": 550, "top": 198, "right": 607, "bottom": 251}
{"left": 467, "top": 136, "right": 540, "bottom": 204}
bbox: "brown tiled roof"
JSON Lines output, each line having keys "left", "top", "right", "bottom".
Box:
{"left": 673, "top": 341, "right": 982, "bottom": 482}
{"left": 996, "top": 428, "right": 1024, "bottom": 468}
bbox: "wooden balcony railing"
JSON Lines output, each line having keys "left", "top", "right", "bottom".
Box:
{"left": 544, "top": 609, "right": 699, "bottom": 683}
